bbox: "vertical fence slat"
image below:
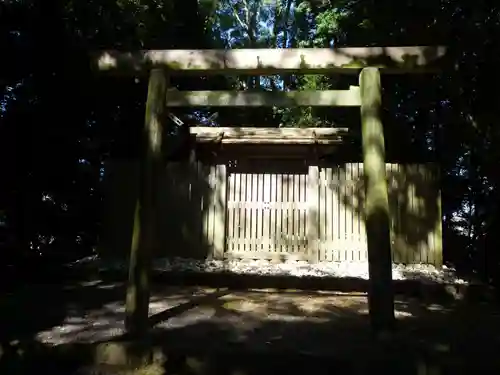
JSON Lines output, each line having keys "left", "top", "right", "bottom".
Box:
{"left": 426, "top": 164, "right": 433, "bottom": 265}
{"left": 291, "top": 175, "right": 297, "bottom": 254}
{"left": 258, "top": 173, "right": 266, "bottom": 251}
{"left": 357, "top": 163, "right": 367, "bottom": 262}
{"left": 289, "top": 175, "right": 294, "bottom": 254}
{"left": 330, "top": 167, "right": 335, "bottom": 261}
{"left": 307, "top": 165, "right": 319, "bottom": 263}
{"left": 330, "top": 167, "right": 337, "bottom": 262}
{"left": 386, "top": 163, "right": 396, "bottom": 263}
{"left": 200, "top": 162, "right": 209, "bottom": 252}
{"left": 247, "top": 172, "right": 253, "bottom": 253}
{"left": 192, "top": 162, "right": 202, "bottom": 251}
{"left": 296, "top": 174, "right": 302, "bottom": 254}
{"left": 262, "top": 173, "right": 270, "bottom": 252}
{"left": 318, "top": 168, "right": 324, "bottom": 261}
{"left": 344, "top": 164, "right": 350, "bottom": 261}
{"left": 341, "top": 166, "right": 348, "bottom": 262}
{"left": 427, "top": 165, "right": 435, "bottom": 265}
{"left": 255, "top": 173, "right": 261, "bottom": 252}
{"left": 228, "top": 171, "right": 235, "bottom": 253}
{"left": 282, "top": 174, "right": 288, "bottom": 252}
{"left": 350, "top": 163, "right": 358, "bottom": 261}
{"left": 271, "top": 173, "right": 277, "bottom": 253}
{"left": 201, "top": 164, "right": 211, "bottom": 249}
{"left": 433, "top": 165, "right": 443, "bottom": 266}
{"left": 425, "top": 165, "right": 432, "bottom": 264}
{"left": 202, "top": 165, "right": 213, "bottom": 248}
{"left": 209, "top": 165, "right": 217, "bottom": 250}
{"left": 300, "top": 174, "right": 307, "bottom": 254}
{"left": 347, "top": 164, "right": 354, "bottom": 261}
{"left": 249, "top": 173, "right": 255, "bottom": 252}
{"left": 276, "top": 173, "right": 283, "bottom": 253}
{"left": 415, "top": 164, "right": 423, "bottom": 264}
{"left": 326, "top": 167, "right": 333, "bottom": 261}
{"left": 327, "top": 167, "right": 334, "bottom": 262}
{"left": 410, "top": 164, "right": 418, "bottom": 264}
{"left": 212, "top": 164, "right": 226, "bottom": 259}
{"left": 243, "top": 173, "right": 250, "bottom": 253}
{"left": 234, "top": 173, "right": 243, "bottom": 252}
{"left": 284, "top": 174, "right": 290, "bottom": 252}
{"left": 357, "top": 163, "right": 364, "bottom": 261}
{"left": 296, "top": 174, "right": 301, "bottom": 254}
{"left": 240, "top": 173, "right": 246, "bottom": 253}
{"left": 270, "top": 172, "right": 276, "bottom": 253}
{"left": 290, "top": 174, "right": 294, "bottom": 254}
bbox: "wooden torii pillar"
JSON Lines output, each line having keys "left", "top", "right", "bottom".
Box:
{"left": 93, "top": 46, "right": 447, "bottom": 337}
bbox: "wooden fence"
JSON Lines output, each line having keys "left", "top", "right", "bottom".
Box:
{"left": 101, "top": 160, "right": 442, "bottom": 266}
{"left": 316, "top": 163, "right": 442, "bottom": 265}
{"left": 225, "top": 159, "right": 310, "bottom": 260}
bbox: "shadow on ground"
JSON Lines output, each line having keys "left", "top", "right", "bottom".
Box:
{"left": 1, "top": 269, "right": 499, "bottom": 374}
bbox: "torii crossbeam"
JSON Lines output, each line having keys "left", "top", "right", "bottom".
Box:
{"left": 94, "top": 46, "right": 447, "bottom": 75}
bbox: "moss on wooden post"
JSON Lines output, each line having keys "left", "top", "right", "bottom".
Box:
{"left": 359, "top": 67, "right": 395, "bottom": 333}
{"left": 125, "top": 69, "right": 168, "bottom": 337}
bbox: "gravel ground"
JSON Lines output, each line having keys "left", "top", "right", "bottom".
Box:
{"left": 73, "top": 255, "right": 470, "bottom": 284}
{"left": 33, "top": 287, "right": 389, "bottom": 347}
{"left": 31, "top": 257, "right": 473, "bottom": 347}
{"left": 34, "top": 283, "right": 500, "bottom": 353}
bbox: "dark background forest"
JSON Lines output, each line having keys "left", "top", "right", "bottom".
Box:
{"left": 1, "top": 0, "right": 499, "bottom": 288}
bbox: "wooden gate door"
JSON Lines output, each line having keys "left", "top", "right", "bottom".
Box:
{"left": 225, "top": 159, "right": 310, "bottom": 261}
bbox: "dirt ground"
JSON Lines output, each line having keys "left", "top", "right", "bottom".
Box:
{"left": 2, "top": 281, "right": 500, "bottom": 374}
{"left": 24, "top": 282, "right": 500, "bottom": 357}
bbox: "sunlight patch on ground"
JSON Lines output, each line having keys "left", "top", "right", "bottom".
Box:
{"left": 33, "top": 287, "right": 472, "bottom": 348}
{"left": 35, "top": 289, "right": 374, "bottom": 345}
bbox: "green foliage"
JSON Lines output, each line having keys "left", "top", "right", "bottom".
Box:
{"left": 1, "top": 0, "right": 500, "bottom": 283}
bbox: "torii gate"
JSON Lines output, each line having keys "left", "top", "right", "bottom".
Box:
{"left": 94, "top": 46, "right": 447, "bottom": 338}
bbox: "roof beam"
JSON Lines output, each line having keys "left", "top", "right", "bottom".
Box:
{"left": 94, "top": 46, "right": 447, "bottom": 75}
{"left": 190, "top": 127, "right": 349, "bottom": 145}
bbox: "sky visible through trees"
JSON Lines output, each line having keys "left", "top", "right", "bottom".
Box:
{"left": 0, "top": 0, "right": 499, "bottom": 285}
